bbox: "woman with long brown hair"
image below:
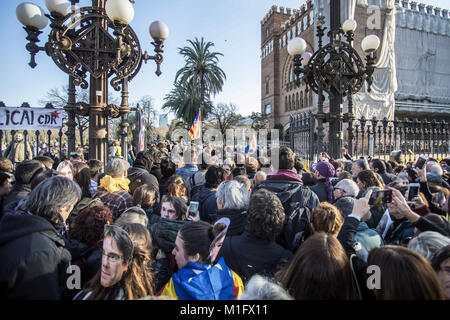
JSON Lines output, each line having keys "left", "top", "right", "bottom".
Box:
{"left": 356, "top": 169, "right": 384, "bottom": 194}
{"left": 75, "top": 223, "right": 155, "bottom": 300}
{"left": 367, "top": 245, "right": 446, "bottom": 300}
{"left": 275, "top": 232, "right": 359, "bottom": 300}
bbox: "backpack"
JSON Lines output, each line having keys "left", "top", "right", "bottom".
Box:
{"left": 274, "top": 183, "right": 313, "bottom": 252}
{"left": 189, "top": 173, "right": 203, "bottom": 202}
{"left": 278, "top": 197, "right": 312, "bottom": 252}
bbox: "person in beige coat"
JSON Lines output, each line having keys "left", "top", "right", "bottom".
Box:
{"left": 4, "top": 133, "right": 33, "bottom": 165}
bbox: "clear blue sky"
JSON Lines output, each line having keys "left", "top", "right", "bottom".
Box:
{"left": 0, "top": 0, "right": 448, "bottom": 120}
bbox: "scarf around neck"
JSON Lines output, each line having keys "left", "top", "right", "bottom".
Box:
{"left": 98, "top": 175, "right": 130, "bottom": 193}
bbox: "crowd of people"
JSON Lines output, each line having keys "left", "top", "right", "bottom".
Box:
{"left": 0, "top": 139, "right": 449, "bottom": 300}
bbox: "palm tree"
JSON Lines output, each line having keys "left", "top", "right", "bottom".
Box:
{"left": 163, "top": 82, "right": 213, "bottom": 125}
{"left": 175, "top": 37, "right": 226, "bottom": 116}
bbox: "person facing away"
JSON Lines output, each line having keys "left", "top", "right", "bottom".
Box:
{"left": 95, "top": 158, "right": 133, "bottom": 220}
{"left": 0, "top": 176, "right": 81, "bottom": 299}
{"left": 276, "top": 232, "right": 359, "bottom": 300}
{"left": 217, "top": 189, "right": 293, "bottom": 283}
{"left": 158, "top": 220, "right": 244, "bottom": 300}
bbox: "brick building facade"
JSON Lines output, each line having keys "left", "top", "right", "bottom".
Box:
{"left": 261, "top": 0, "right": 450, "bottom": 134}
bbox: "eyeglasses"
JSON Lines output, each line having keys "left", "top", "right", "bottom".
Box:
{"left": 102, "top": 250, "right": 124, "bottom": 263}
{"left": 103, "top": 224, "right": 134, "bottom": 262}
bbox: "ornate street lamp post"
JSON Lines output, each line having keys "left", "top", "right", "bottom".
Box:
{"left": 16, "top": 0, "right": 168, "bottom": 165}
{"left": 287, "top": 0, "right": 380, "bottom": 159}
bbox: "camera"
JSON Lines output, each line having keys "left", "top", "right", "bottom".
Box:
{"left": 369, "top": 189, "right": 393, "bottom": 205}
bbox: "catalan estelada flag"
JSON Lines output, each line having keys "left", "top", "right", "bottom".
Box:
{"left": 189, "top": 110, "right": 201, "bottom": 140}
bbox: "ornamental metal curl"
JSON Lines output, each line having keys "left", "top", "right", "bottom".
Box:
{"left": 306, "top": 40, "right": 366, "bottom": 98}
{"left": 45, "top": 6, "right": 142, "bottom": 90}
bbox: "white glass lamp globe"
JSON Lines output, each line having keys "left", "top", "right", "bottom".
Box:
{"left": 361, "top": 35, "right": 380, "bottom": 53}
{"left": 149, "top": 21, "right": 169, "bottom": 41}
{"left": 287, "top": 37, "right": 307, "bottom": 56}
{"left": 45, "top": 0, "right": 71, "bottom": 16}
{"left": 301, "top": 52, "right": 312, "bottom": 66}
{"left": 342, "top": 19, "right": 357, "bottom": 33}
{"left": 16, "top": 2, "right": 49, "bottom": 30}
{"left": 105, "top": 0, "right": 135, "bottom": 25}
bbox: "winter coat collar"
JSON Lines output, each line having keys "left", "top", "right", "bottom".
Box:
{"left": 267, "top": 169, "right": 302, "bottom": 182}
{"left": 0, "top": 213, "right": 64, "bottom": 246}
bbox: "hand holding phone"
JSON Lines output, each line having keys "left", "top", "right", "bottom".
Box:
{"left": 407, "top": 183, "right": 420, "bottom": 204}
{"left": 414, "top": 156, "right": 427, "bottom": 170}
{"left": 369, "top": 189, "right": 393, "bottom": 206}
{"left": 187, "top": 201, "right": 200, "bottom": 221}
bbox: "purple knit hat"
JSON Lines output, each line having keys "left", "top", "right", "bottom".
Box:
{"left": 315, "top": 161, "right": 336, "bottom": 202}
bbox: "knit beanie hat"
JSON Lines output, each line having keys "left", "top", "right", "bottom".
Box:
{"left": 14, "top": 160, "right": 44, "bottom": 185}
{"left": 315, "top": 161, "right": 336, "bottom": 202}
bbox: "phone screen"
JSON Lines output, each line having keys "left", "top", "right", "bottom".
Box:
{"left": 408, "top": 184, "right": 420, "bottom": 202}
{"left": 188, "top": 202, "right": 199, "bottom": 216}
{"left": 369, "top": 190, "right": 392, "bottom": 205}
{"left": 415, "top": 157, "right": 427, "bottom": 169}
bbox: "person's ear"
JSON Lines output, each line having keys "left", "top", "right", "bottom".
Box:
{"left": 188, "top": 253, "right": 200, "bottom": 263}
{"left": 122, "top": 261, "right": 129, "bottom": 272}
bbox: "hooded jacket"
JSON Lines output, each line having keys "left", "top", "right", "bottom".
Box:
{"left": 2, "top": 183, "right": 31, "bottom": 216}
{"left": 196, "top": 185, "right": 218, "bottom": 222}
{"left": 253, "top": 169, "right": 319, "bottom": 212}
{"left": 209, "top": 208, "right": 247, "bottom": 236}
{"left": 128, "top": 166, "right": 160, "bottom": 202}
{"left": 0, "top": 213, "right": 71, "bottom": 299}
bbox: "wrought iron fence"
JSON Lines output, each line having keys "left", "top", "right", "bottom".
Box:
{"left": 290, "top": 113, "right": 450, "bottom": 162}
{"left": 0, "top": 128, "right": 66, "bottom": 161}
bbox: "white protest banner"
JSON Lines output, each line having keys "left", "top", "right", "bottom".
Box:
{"left": 0, "top": 107, "right": 63, "bottom": 130}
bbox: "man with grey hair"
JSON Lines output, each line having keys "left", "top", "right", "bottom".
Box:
{"left": 351, "top": 158, "right": 369, "bottom": 179}
{"left": 209, "top": 180, "right": 250, "bottom": 236}
{"left": 94, "top": 158, "right": 133, "bottom": 219}
{"left": 0, "top": 176, "right": 81, "bottom": 299}
{"left": 333, "top": 179, "right": 360, "bottom": 217}
{"left": 408, "top": 231, "right": 450, "bottom": 261}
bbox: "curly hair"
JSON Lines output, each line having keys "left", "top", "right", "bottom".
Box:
{"left": 68, "top": 205, "right": 113, "bottom": 245}
{"left": 166, "top": 175, "right": 187, "bottom": 198}
{"left": 246, "top": 189, "right": 285, "bottom": 242}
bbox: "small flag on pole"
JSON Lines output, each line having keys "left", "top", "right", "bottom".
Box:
{"left": 245, "top": 134, "right": 257, "bottom": 154}
{"left": 189, "top": 110, "right": 201, "bottom": 140}
{"left": 138, "top": 108, "right": 145, "bottom": 152}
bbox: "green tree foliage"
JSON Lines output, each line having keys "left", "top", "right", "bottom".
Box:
{"left": 164, "top": 37, "right": 226, "bottom": 126}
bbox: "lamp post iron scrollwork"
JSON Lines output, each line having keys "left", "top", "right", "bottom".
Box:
{"left": 287, "top": 0, "right": 380, "bottom": 159}
{"left": 16, "top": 0, "right": 169, "bottom": 164}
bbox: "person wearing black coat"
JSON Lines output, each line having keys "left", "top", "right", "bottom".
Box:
{"left": 2, "top": 160, "right": 43, "bottom": 216}
{"left": 0, "top": 176, "right": 81, "bottom": 300}
{"left": 128, "top": 151, "right": 160, "bottom": 202}
{"left": 218, "top": 189, "right": 293, "bottom": 283}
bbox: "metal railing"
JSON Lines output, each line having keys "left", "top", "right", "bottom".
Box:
{"left": 290, "top": 113, "right": 450, "bottom": 162}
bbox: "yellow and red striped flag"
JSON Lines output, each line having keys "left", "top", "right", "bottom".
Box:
{"left": 189, "top": 110, "right": 201, "bottom": 140}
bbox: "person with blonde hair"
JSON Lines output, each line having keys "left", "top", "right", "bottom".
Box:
{"left": 94, "top": 158, "right": 133, "bottom": 219}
